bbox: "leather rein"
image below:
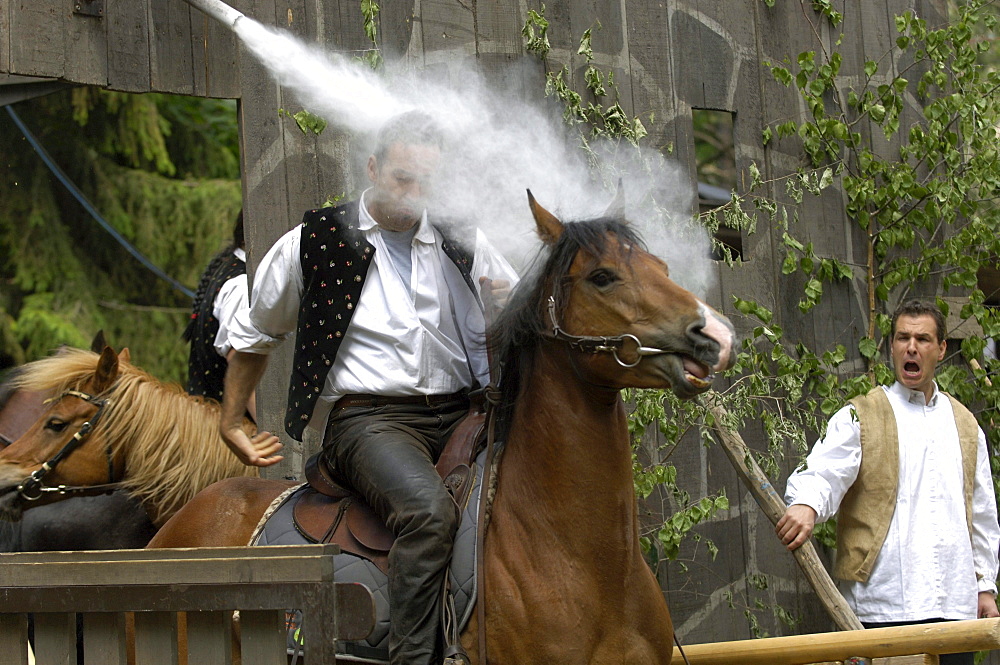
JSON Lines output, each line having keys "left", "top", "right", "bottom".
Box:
{"left": 14, "top": 388, "right": 121, "bottom": 502}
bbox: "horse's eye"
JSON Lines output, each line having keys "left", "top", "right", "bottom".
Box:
{"left": 45, "top": 419, "right": 69, "bottom": 433}
{"left": 588, "top": 269, "right": 618, "bottom": 288}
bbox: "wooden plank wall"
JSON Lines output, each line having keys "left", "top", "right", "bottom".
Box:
{"left": 1, "top": 0, "right": 970, "bottom": 652}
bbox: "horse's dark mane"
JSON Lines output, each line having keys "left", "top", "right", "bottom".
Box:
{"left": 488, "top": 216, "right": 645, "bottom": 440}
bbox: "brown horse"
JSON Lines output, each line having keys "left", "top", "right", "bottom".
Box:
{"left": 0, "top": 346, "right": 258, "bottom": 527}
{"left": 148, "top": 193, "right": 736, "bottom": 664}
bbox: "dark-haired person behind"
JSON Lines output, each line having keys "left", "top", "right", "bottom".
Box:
{"left": 218, "top": 110, "right": 516, "bottom": 665}
{"left": 777, "top": 300, "right": 1000, "bottom": 665}
{"left": 184, "top": 211, "right": 254, "bottom": 419}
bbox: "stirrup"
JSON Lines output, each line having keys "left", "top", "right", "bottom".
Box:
{"left": 442, "top": 644, "right": 471, "bottom": 665}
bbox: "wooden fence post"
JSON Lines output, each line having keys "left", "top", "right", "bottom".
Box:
{"left": 705, "top": 397, "right": 864, "bottom": 632}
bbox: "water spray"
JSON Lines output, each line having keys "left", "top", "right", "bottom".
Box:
{"left": 177, "top": 0, "right": 716, "bottom": 296}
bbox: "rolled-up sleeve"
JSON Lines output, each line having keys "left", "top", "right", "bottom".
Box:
{"left": 971, "top": 427, "right": 1000, "bottom": 595}
{"left": 228, "top": 225, "right": 304, "bottom": 354}
{"left": 212, "top": 272, "right": 249, "bottom": 358}
{"left": 784, "top": 404, "right": 863, "bottom": 523}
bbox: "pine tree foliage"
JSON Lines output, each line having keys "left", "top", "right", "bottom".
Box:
{"left": 0, "top": 88, "right": 241, "bottom": 382}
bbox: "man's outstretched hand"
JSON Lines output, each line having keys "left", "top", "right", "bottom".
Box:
{"left": 221, "top": 425, "right": 284, "bottom": 467}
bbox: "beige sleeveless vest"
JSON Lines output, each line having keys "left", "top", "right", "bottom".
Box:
{"left": 834, "top": 386, "right": 978, "bottom": 583}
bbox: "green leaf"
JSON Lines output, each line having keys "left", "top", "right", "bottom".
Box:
{"left": 859, "top": 337, "right": 879, "bottom": 359}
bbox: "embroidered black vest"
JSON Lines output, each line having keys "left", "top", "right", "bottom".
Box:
{"left": 286, "top": 201, "right": 477, "bottom": 440}
{"left": 184, "top": 250, "right": 247, "bottom": 402}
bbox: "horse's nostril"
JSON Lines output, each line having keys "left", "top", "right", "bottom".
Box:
{"left": 686, "top": 320, "right": 720, "bottom": 354}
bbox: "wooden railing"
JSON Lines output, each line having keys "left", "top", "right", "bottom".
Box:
{"left": 672, "top": 618, "right": 1000, "bottom": 665}
{"left": 0, "top": 544, "right": 374, "bottom": 665}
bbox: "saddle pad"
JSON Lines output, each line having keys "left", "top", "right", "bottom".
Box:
{"left": 254, "top": 448, "right": 486, "bottom": 663}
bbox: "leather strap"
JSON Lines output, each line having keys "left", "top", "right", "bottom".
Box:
{"left": 335, "top": 390, "right": 469, "bottom": 410}
{"left": 476, "top": 278, "right": 502, "bottom": 664}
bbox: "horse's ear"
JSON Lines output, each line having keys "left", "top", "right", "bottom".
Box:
{"left": 527, "top": 189, "right": 563, "bottom": 245}
{"left": 90, "top": 329, "right": 107, "bottom": 353}
{"left": 118, "top": 347, "right": 131, "bottom": 365}
{"left": 604, "top": 178, "right": 625, "bottom": 219}
{"left": 93, "top": 346, "right": 120, "bottom": 393}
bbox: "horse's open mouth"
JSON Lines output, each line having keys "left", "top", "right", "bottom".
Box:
{"left": 682, "top": 356, "right": 715, "bottom": 390}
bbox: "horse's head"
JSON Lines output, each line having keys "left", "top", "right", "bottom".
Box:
{"left": 519, "top": 190, "right": 736, "bottom": 398}
{"left": 0, "top": 346, "right": 128, "bottom": 521}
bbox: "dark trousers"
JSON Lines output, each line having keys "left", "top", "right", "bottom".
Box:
{"left": 323, "top": 399, "right": 467, "bottom": 665}
{"left": 862, "top": 620, "right": 975, "bottom": 665}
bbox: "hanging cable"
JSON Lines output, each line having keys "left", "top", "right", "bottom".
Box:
{"left": 4, "top": 104, "right": 195, "bottom": 299}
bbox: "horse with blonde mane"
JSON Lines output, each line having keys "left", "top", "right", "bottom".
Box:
{"left": 0, "top": 346, "right": 257, "bottom": 527}
{"left": 149, "top": 193, "right": 737, "bottom": 665}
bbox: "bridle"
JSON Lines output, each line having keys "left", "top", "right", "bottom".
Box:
{"left": 546, "top": 295, "right": 676, "bottom": 368}
{"left": 14, "top": 388, "right": 121, "bottom": 502}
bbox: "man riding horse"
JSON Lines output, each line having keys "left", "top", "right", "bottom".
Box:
{"left": 219, "top": 110, "right": 516, "bottom": 665}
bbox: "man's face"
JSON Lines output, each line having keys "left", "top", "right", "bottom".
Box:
{"left": 891, "top": 313, "right": 946, "bottom": 399}
{"left": 366, "top": 141, "right": 441, "bottom": 232}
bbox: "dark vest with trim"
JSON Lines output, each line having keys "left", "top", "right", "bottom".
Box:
{"left": 286, "top": 201, "right": 478, "bottom": 440}
{"left": 184, "top": 251, "right": 246, "bottom": 402}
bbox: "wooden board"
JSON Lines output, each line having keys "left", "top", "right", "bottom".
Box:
{"left": 83, "top": 612, "right": 129, "bottom": 665}
{"left": 31, "top": 613, "right": 76, "bottom": 665}
{"left": 0, "top": 543, "right": 339, "bottom": 563}
{"left": 0, "top": 0, "right": 10, "bottom": 75}
{"left": 0, "top": 613, "right": 29, "bottom": 665}
{"left": 9, "top": 1, "right": 64, "bottom": 78}
{"left": 107, "top": 0, "right": 152, "bottom": 92}
{"left": 0, "top": 555, "right": 335, "bottom": 587}
{"left": 149, "top": 0, "right": 195, "bottom": 94}
{"left": 238, "top": 610, "right": 286, "bottom": 665}
{"left": 133, "top": 612, "right": 179, "bottom": 665}
{"left": 623, "top": 0, "right": 675, "bottom": 154}
{"left": 184, "top": 611, "right": 233, "bottom": 664}
{"left": 65, "top": 3, "right": 108, "bottom": 85}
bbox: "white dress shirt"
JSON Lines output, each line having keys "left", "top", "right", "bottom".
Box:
{"left": 228, "top": 190, "right": 518, "bottom": 433}
{"left": 211, "top": 247, "right": 248, "bottom": 358}
{"left": 785, "top": 381, "right": 1000, "bottom": 622}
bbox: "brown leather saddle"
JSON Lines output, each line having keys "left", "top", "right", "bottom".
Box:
{"left": 290, "top": 408, "right": 485, "bottom": 575}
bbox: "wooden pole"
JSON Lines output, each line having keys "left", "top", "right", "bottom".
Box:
{"left": 670, "top": 618, "right": 1000, "bottom": 665}
{"left": 704, "top": 397, "right": 864, "bottom": 631}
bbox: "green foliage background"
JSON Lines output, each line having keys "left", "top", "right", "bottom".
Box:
{"left": 0, "top": 89, "right": 242, "bottom": 382}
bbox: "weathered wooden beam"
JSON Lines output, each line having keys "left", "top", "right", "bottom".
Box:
{"left": 705, "top": 397, "right": 864, "bottom": 632}
{"left": 671, "top": 618, "right": 1000, "bottom": 665}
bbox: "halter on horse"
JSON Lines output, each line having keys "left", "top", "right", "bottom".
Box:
{"left": 147, "top": 191, "right": 736, "bottom": 665}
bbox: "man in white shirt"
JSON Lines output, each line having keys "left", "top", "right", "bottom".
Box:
{"left": 219, "top": 111, "right": 516, "bottom": 665}
{"left": 777, "top": 300, "right": 1000, "bottom": 665}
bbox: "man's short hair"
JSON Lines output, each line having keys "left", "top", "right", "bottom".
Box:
{"left": 891, "top": 299, "right": 947, "bottom": 342}
{"left": 373, "top": 110, "right": 445, "bottom": 161}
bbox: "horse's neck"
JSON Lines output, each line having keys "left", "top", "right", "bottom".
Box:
{"left": 496, "top": 345, "right": 639, "bottom": 551}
